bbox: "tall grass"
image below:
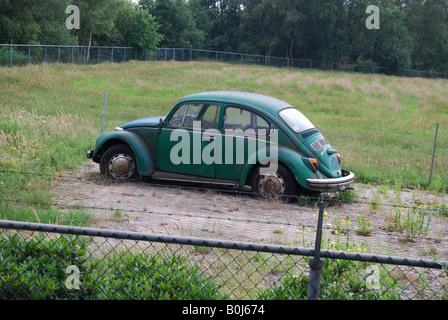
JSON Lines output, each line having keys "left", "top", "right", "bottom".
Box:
{"left": 0, "top": 61, "right": 447, "bottom": 223}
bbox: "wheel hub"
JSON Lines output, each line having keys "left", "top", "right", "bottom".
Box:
{"left": 258, "top": 173, "right": 285, "bottom": 197}
{"left": 108, "top": 154, "right": 135, "bottom": 179}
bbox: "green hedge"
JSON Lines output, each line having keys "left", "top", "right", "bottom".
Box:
{"left": 258, "top": 259, "right": 402, "bottom": 300}
{"left": 0, "top": 233, "right": 227, "bottom": 300}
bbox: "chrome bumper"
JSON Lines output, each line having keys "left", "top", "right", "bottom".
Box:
{"left": 307, "top": 170, "right": 355, "bottom": 189}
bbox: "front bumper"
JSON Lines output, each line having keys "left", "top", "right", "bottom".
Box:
{"left": 87, "top": 150, "right": 94, "bottom": 159}
{"left": 307, "top": 170, "right": 355, "bottom": 190}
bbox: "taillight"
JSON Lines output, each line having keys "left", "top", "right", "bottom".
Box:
{"left": 310, "top": 158, "right": 318, "bottom": 172}
{"left": 336, "top": 153, "right": 341, "bottom": 164}
{"left": 302, "top": 157, "right": 319, "bottom": 173}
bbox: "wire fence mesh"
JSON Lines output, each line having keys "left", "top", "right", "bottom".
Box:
{"left": 1, "top": 169, "right": 448, "bottom": 300}
{"left": 2, "top": 44, "right": 448, "bottom": 79}
{"left": 0, "top": 219, "right": 447, "bottom": 300}
{"left": 1, "top": 168, "right": 447, "bottom": 261}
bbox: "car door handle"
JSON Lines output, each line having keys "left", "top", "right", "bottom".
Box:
{"left": 204, "top": 135, "right": 215, "bottom": 142}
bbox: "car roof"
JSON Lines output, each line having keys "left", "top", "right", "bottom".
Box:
{"left": 177, "top": 91, "right": 293, "bottom": 118}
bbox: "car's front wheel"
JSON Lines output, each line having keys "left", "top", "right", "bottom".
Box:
{"left": 250, "top": 164, "right": 297, "bottom": 201}
{"left": 100, "top": 144, "right": 137, "bottom": 180}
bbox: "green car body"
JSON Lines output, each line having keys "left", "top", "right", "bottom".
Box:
{"left": 88, "top": 91, "right": 355, "bottom": 197}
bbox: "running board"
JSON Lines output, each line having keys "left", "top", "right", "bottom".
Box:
{"left": 150, "top": 171, "right": 240, "bottom": 186}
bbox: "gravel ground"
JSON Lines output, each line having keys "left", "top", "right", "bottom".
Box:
{"left": 53, "top": 162, "right": 448, "bottom": 261}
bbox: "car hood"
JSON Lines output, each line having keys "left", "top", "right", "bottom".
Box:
{"left": 120, "top": 116, "right": 165, "bottom": 129}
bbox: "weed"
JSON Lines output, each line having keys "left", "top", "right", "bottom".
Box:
{"left": 332, "top": 212, "right": 351, "bottom": 235}
{"left": 297, "top": 195, "right": 309, "bottom": 206}
{"left": 356, "top": 213, "right": 373, "bottom": 236}
{"left": 384, "top": 205, "right": 431, "bottom": 241}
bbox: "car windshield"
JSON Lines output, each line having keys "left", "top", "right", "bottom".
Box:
{"left": 279, "top": 108, "right": 315, "bottom": 133}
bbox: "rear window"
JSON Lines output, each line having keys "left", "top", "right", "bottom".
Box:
{"left": 279, "top": 108, "right": 314, "bottom": 133}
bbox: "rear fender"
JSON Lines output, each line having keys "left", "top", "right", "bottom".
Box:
{"left": 239, "top": 146, "right": 316, "bottom": 190}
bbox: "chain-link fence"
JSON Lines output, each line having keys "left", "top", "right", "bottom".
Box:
{"left": 0, "top": 44, "right": 145, "bottom": 66}
{"left": 1, "top": 210, "right": 447, "bottom": 300}
{"left": 155, "top": 48, "right": 448, "bottom": 79}
{"left": 2, "top": 44, "right": 448, "bottom": 79}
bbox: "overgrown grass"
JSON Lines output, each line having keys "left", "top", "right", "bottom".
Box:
{"left": 0, "top": 61, "right": 447, "bottom": 223}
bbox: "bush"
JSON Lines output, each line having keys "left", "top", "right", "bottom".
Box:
{"left": 95, "top": 252, "right": 226, "bottom": 300}
{"left": 0, "top": 233, "right": 227, "bottom": 300}
{"left": 0, "top": 233, "right": 92, "bottom": 299}
{"left": 258, "top": 259, "right": 401, "bottom": 300}
{"left": 0, "top": 47, "right": 28, "bottom": 66}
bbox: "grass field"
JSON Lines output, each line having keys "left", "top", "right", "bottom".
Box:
{"left": 0, "top": 60, "right": 447, "bottom": 222}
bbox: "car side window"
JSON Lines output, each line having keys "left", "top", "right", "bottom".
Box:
{"left": 169, "top": 103, "right": 219, "bottom": 129}
{"left": 223, "top": 106, "right": 269, "bottom": 135}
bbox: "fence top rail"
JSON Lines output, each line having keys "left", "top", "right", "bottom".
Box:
{"left": 0, "top": 219, "right": 444, "bottom": 269}
{"left": 0, "top": 44, "right": 135, "bottom": 49}
{"left": 0, "top": 219, "right": 314, "bottom": 257}
{"left": 159, "top": 47, "right": 267, "bottom": 59}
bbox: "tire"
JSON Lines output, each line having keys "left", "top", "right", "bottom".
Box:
{"left": 250, "top": 164, "right": 297, "bottom": 201}
{"left": 99, "top": 144, "right": 138, "bottom": 180}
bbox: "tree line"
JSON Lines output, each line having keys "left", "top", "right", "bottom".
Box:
{"left": 1, "top": 0, "right": 448, "bottom": 72}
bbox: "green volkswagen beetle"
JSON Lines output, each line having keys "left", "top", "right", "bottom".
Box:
{"left": 87, "top": 91, "right": 354, "bottom": 198}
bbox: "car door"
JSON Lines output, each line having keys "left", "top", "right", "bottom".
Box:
{"left": 157, "top": 102, "right": 221, "bottom": 178}
{"left": 215, "top": 105, "right": 273, "bottom": 181}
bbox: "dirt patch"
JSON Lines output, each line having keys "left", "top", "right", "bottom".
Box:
{"left": 52, "top": 162, "right": 448, "bottom": 261}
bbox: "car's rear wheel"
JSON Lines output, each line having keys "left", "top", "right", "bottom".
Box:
{"left": 100, "top": 144, "right": 137, "bottom": 180}
{"left": 250, "top": 164, "right": 297, "bottom": 201}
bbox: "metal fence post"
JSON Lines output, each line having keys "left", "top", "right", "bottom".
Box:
{"left": 9, "top": 45, "right": 12, "bottom": 67}
{"left": 307, "top": 195, "right": 325, "bottom": 300}
{"left": 429, "top": 123, "right": 439, "bottom": 185}
{"left": 101, "top": 89, "right": 108, "bottom": 134}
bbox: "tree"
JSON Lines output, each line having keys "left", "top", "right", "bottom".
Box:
{"left": 239, "top": 0, "right": 301, "bottom": 58}
{"left": 0, "top": 0, "right": 75, "bottom": 45}
{"left": 359, "top": 1, "right": 413, "bottom": 72}
{"left": 71, "top": 0, "right": 121, "bottom": 60}
{"left": 401, "top": 0, "right": 448, "bottom": 71}
{"left": 190, "top": 0, "right": 243, "bottom": 51}
{"left": 140, "top": 0, "right": 205, "bottom": 48}
{"left": 34, "top": 0, "right": 77, "bottom": 45}
{"left": 110, "top": 1, "right": 162, "bottom": 50}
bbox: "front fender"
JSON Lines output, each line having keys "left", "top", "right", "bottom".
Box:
{"left": 93, "top": 131, "right": 155, "bottom": 176}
